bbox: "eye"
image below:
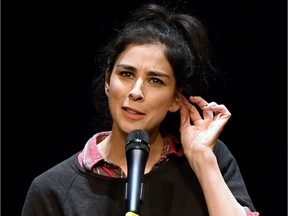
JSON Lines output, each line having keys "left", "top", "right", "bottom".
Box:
{"left": 148, "top": 77, "right": 164, "bottom": 85}
{"left": 119, "top": 71, "right": 134, "bottom": 79}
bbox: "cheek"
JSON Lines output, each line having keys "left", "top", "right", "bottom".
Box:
{"left": 148, "top": 92, "right": 174, "bottom": 114}
{"left": 108, "top": 80, "right": 125, "bottom": 97}
{"left": 107, "top": 80, "right": 127, "bottom": 110}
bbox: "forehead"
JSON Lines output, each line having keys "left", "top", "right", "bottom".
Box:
{"left": 115, "top": 44, "right": 173, "bottom": 75}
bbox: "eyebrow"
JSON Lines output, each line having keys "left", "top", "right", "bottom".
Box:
{"left": 148, "top": 71, "right": 170, "bottom": 79}
{"left": 117, "top": 64, "right": 171, "bottom": 79}
{"left": 117, "top": 64, "right": 135, "bottom": 71}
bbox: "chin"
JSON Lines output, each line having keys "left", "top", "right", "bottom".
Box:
{"left": 119, "top": 124, "right": 147, "bottom": 134}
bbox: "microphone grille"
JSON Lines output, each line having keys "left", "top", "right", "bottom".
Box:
{"left": 126, "top": 129, "right": 150, "bottom": 153}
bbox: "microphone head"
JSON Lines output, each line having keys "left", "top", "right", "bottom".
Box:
{"left": 125, "top": 129, "right": 150, "bottom": 153}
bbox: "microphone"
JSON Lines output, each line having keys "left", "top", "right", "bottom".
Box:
{"left": 125, "top": 129, "right": 150, "bottom": 216}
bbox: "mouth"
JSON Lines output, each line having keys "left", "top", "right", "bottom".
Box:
{"left": 122, "top": 106, "right": 145, "bottom": 120}
{"left": 122, "top": 107, "right": 145, "bottom": 115}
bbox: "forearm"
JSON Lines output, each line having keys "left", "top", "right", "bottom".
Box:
{"left": 188, "top": 152, "right": 246, "bottom": 216}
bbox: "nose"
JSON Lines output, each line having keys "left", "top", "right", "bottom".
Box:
{"left": 128, "top": 78, "right": 144, "bottom": 101}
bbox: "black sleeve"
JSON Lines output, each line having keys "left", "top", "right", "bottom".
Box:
{"left": 213, "top": 139, "right": 257, "bottom": 212}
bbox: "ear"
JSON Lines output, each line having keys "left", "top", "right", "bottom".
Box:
{"left": 105, "top": 69, "right": 111, "bottom": 96}
{"left": 105, "top": 82, "right": 110, "bottom": 96}
{"left": 168, "top": 94, "right": 181, "bottom": 113}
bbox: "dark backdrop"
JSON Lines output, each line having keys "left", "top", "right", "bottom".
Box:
{"left": 2, "top": 0, "right": 287, "bottom": 215}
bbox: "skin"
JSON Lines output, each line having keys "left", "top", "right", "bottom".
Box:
{"left": 178, "top": 96, "right": 246, "bottom": 215}
{"left": 100, "top": 44, "right": 180, "bottom": 174}
{"left": 100, "top": 43, "right": 246, "bottom": 216}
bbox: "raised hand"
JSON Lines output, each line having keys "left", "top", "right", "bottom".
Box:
{"left": 178, "top": 95, "right": 231, "bottom": 168}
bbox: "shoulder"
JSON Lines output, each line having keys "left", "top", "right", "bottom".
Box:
{"left": 31, "top": 152, "right": 81, "bottom": 190}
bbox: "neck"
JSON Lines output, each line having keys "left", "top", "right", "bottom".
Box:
{"left": 98, "top": 128, "right": 165, "bottom": 175}
{"left": 98, "top": 131, "right": 126, "bottom": 166}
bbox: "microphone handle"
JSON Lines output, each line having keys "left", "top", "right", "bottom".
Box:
{"left": 126, "top": 149, "right": 148, "bottom": 214}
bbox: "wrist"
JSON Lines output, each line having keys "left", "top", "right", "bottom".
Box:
{"left": 186, "top": 149, "right": 218, "bottom": 177}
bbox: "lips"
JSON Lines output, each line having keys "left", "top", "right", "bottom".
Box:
{"left": 122, "top": 106, "right": 145, "bottom": 120}
{"left": 122, "top": 106, "right": 145, "bottom": 115}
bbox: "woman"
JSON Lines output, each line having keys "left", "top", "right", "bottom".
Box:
{"left": 22, "top": 3, "right": 259, "bottom": 216}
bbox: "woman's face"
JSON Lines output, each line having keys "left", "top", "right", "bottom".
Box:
{"left": 106, "top": 44, "right": 179, "bottom": 135}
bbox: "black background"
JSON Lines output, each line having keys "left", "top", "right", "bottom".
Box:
{"left": 2, "top": 0, "right": 287, "bottom": 215}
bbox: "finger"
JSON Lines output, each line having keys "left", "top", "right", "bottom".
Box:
{"left": 183, "top": 97, "right": 203, "bottom": 123}
{"left": 207, "top": 104, "right": 231, "bottom": 119}
{"left": 202, "top": 102, "right": 217, "bottom": 119}
{"left": 190, "top": 96, "right": 214, "bottom": 120}
{"left": 189, "top": 96, "right": 208, "bottom": 109}
{"left": 203, "top": 109, "right": 214, "bottom": 119}
{"left": 179, "top": 100, "right": 191, "bottom": 129}
{"left": 204, "top": 101, "right": 217, "bottom": 109}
